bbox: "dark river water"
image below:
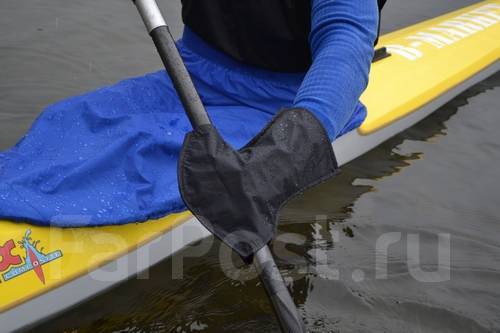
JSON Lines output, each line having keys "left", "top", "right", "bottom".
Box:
{"left": 1, "top": 1, "right": 499, "bottom": 332}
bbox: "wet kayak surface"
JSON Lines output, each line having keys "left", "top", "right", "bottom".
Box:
{"left": 1, "top": 1, "right": 499, "bottom": 332}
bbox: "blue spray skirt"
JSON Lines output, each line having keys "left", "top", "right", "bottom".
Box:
{"left": 0, "top": 30, "right": 365, "bottom": 227}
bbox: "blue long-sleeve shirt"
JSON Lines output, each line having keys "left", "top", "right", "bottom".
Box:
{"left": 294, "top": 0, "right": 379, "bottom": 139}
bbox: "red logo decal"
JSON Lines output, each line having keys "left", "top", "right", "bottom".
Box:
{"left": 0, "top": 239, "right": 22, "bottom": 272}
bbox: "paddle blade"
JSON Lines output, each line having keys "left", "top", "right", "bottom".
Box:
{"left": 178, "top": 108, "right": 337, "bottom": 260}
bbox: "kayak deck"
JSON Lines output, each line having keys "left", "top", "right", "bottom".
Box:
{"left": 0, "top": 212, "right": 191, "bottom": 312}
{"left": 361, "top": 1, "right": 500, "bottom": 134}
{"left": 0, "top": 0, "right": 499, "bottom": 330}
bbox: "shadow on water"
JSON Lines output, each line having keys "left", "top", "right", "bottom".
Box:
{"left": 25, "top": 72, "right": 500, "bottom": 332}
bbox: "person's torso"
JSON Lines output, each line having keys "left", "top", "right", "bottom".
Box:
{"left": 181, "top": 0, "right": 312, "bottom": 72}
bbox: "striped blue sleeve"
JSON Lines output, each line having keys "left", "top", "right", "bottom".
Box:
{"left": 294, "top": 0, "right": 379, "bottom": 140}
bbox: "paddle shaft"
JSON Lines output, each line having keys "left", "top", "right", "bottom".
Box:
{"left": 255, "top": 246, "right": 307, "bottom": 333}
{"left": 133, "top": 0, "right": 210, "bottom": 129}
{"left": 132, "top": 0, "right": 305, "bottom": 333}
{"left": 133, "top": 1, "right": 305, "bottom": 332}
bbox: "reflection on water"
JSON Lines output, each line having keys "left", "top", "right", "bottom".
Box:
{"left": 284, "top": 74, "right": 500, "bottom": 333}
{"left": 2, "top": 0, "right": 499, "bottom": 332}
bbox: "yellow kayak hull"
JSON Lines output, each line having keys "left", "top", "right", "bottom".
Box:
{"left": 360, "top": 1, "right": 500, "bottom": 134}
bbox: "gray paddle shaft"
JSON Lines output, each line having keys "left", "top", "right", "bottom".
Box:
{"left": 254, "top": 246, "right": 306, "bottom": 333}
{"left": 133, "top": 0, "right": 210, "bottom": 129}
{"left": 133, "top": 1, "right": 305, "bottom": 332}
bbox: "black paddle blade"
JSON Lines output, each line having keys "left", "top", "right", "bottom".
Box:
{"left": 178, "top": 108, "right": 338, "bottom": 260}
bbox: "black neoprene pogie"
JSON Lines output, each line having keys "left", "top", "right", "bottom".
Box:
{"left": 178, "top": 109, "right": 338, "bottom": 260}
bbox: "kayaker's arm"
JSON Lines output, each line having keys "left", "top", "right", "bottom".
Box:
{"left": 294, "top": 0, "right": 379, "bottom": 140}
